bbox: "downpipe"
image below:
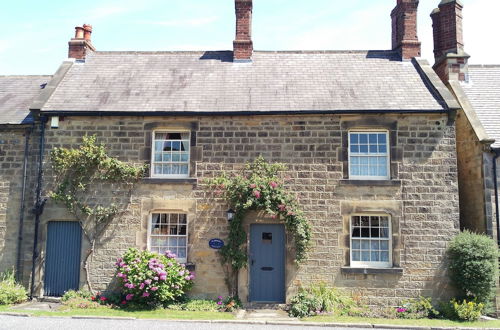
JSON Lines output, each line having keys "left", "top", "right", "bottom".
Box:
{"left": 30, "top": 117, "right": 48, "bottom": 299}
{"left": 492, "top": 148, "right": 500, "bottom": 246}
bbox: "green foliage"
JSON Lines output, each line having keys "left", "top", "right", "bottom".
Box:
{"left": 396, "top": 297, "right": 439, "bottom": 319}
{"left": 167, "top": 299, "right": 219, "bottom": 312}
{"left": 438, "top": 299, "right": 484, "bottom": 322}
{"left": 0, "top": 270, "right": 28, "bottom": 305}
{"left": 115, "top": 248, "right": 194, "bottom": 307}
{"left": 204, "top": 156, "right": 311, "bottom": 272}
{"left": 60, "top": 297, "right": 110, "bottom": 310}
{"left": 289, "top": 291, "right": 322, "bottom": 318}
{"left": 447, "top": 231, "right": 499, "bottom": 304}
{"left": 61, "top": 289, "right": 92, "bottom": 302}
{"left": 50, "top": 135, "right": 147, "bottom": 223}
{"left": 288, "top": 283, "right": 363, "bottom": 318}
{"left": 216, "top": 295, "right": 242, "bottom": 312}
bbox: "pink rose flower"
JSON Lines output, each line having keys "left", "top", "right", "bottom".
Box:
{"left": 253, "top": 190, "right": 261, "bottom": 198}
{"left": 249, "top": 184, "right": 256, "bottom": 189}
{"left": 151, "top": 287, "right": 158, "bottom": 291}
{"left": 269, "top": 181, "right": 278, "bottom": 188}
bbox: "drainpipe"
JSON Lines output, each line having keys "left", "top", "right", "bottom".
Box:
{"left": 30, "top": 116, "right": 48, "bottom": 299}
{"left": 15, "top": 125, "right": 32, "bottom": 281}
{"left": 492, "top": 148, "right": 500, "bottom": 246}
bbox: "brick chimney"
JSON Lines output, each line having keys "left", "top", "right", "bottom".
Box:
{"left": 431, "top": 0, "right": 469, "bottom": 83}
{"left": 233, "top": 0, "right": 253, "bottom": 62}
{"left": 68, "top": 24, "right": 95, "bottom": 60}
{"left": 391, "top": 0, "right": 421, "bottom": 60}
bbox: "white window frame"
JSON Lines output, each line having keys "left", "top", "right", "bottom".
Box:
{"left": 349, "top": 214, "right": 392, "bottom": 268}
{"left": 151, "top": 130, "right": 190, "bottom": 178}
{"left": 348, "top": 130, "right": 390, "bottom": 180}
{"left": 147, "top": 213, "right": 188, "bottom": 263}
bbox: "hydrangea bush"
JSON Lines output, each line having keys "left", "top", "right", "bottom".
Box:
{"left": 115, "top": 248, "right": 195, "bottom": 307}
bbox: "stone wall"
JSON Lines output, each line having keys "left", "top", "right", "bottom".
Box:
{"left": 0, "top": 126, "right": 38, "bottom": 284}
{"left": 455, "top": 109, "right": 491, "bottom": 234}
{"left": 31, "top": 113, "right": 460, "bottom": 306}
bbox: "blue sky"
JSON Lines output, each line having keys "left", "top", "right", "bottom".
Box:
{"left": 0, "top": 0, "right": 498, "bottom": 75}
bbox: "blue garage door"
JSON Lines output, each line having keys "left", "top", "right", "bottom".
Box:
{"left": 44, "top": 221, "right": 82, "bottom": 296}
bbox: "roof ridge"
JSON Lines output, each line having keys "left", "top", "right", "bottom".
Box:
{"left": 0, "top": 75, "right": 52, "bottom": 78}
{"left": 91, "top": 49, "right": 397, "bottom": 55}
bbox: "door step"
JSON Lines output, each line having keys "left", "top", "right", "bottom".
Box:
{"left": 243, "top": 303, "right": 287, "bottom": 310}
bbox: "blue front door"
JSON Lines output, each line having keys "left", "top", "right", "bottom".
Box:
{"left": 249, "top": 224, "right": 285, "bottom": 302}
{"left": 44, "top": 221, "right": 82, "bottom": 296}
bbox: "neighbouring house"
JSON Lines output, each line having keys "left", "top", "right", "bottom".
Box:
{"left": 0, "top": 75, "right": 50, "bottom": 282}
{"left": 0, "top": 0, "right": 464, "bottom": 307}
{"left": 430, "top": 0, "right": 500, "bottom": 298}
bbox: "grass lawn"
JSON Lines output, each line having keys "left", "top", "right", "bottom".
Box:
{"left": 305, "top": 315, "right": 500, "bottom": 328}
{"left": 1, "top": 304, "right": 235, "bottom": 320}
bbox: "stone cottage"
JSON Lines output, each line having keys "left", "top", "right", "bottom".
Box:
{"left": 1, "top": 0, "right": 462, "bottom": 306}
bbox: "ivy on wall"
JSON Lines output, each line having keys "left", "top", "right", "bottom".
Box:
{"left": 205, "top": 156, "right": 312, "bottom": 295}
{"left": 50, "top": 135, "right": 147, "bottom": 293}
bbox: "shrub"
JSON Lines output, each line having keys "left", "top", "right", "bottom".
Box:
{"left": 0, "top": 270, "right": 28, "bottom": 305}
{"left": 115, "top": 248, "right": 194, "bottom": 307}
{"left": 60, "top": 297, "right": 107, "bottom": 310}
{"left": 61, "top": 290, "right": 92, "bottom": 302}
{"left": 438, "top": 299, "right": 484, "bottom": 321}
{"left": 288, "top": 283, "right": 364, "bottom": 318}
{"left": 288, "top": 291, "right": 322, "bottom": 318}
{"left": 447, "top": 231, "right": 499, "bottom": 304}
{"left": 396, "top": 296, "right": 439, "bottom": 319}
{"left": 216, "top": 295, "right": 242, "bottom": 312}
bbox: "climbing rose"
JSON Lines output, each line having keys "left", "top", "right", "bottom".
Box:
{"left": 253, "top": 190, "right": 261, "bottom": 198}
{"left": 269, "top": 181, "right": 278, "bottom": 188}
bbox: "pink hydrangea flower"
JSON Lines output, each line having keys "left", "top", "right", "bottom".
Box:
{"left": 151, "top": 287, "right": 158, "bottom": 291}
{"left": 142, "top": 292, "right": 150, "bottom": 297}
{"left": 139, "top": 283, "right": 145, "bottom": 289}
{"left": 160, "top": 274, "right": 167, "bottom": 281}
{"left": 144, "top": 279, "right": 152, "bottom": 285}
{"left": 125, "top": 294, "right": 134, "bottom": 301}
{"left": 179, "top": 270, "right": 185, "bottom": 276}
{"left": 154, "top": 276, "right": 159, "bottom": 281}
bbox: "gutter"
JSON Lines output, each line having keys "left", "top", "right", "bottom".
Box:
{"left": 15, "top": 125, "right": 32, "bottom": 281}
{"left": 29, "top": 116, "right": 48, "bottom": 299}
{"left": 37, "top": 109, "right": 450, "bottom": 118}
{"left": 493, "top": 148, "right": 500, "bottom": 246}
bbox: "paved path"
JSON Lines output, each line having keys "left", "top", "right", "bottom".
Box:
{"left": 0, "top": 315, "right": 381, "bottom": 330}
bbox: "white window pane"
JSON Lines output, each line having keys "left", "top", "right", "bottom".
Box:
{"left": 351, "top": 145, "right": 359, "bottom": 153}
{"left": 163, "top": 153, "right": 172, "bottom": 162}
{"left": 169, "top": 237, "right": 178, "bottom": 246}
{"left": 361, "top": 251, "right": 370, "bottom": 261}
{"left": 178, "top": 237, "right": 187, "bottom": 247}
{"left": 360, "top": 166, "right": 369, "bottom": 176}
{"left": 172, "top": 153, "right": 181, "bottom": 162}
{"left": 181, "top": 133, "right": 189, "bottom": 140}
{"left": 370, "top": 241, "right": 379, "bottom": 250}
{"left": 369, "top": 163, "right": 377, "bottom": 176}
{"left": 380, "top": 228, "right": 389, "bottom": 238}
{"left": 381, "top": 251, "right": 389, "bottom": 262}
{"left": 164, "top": 165, "right": 173, "bottom": 174}
{"left": 371, "top": 251, "right": 380, "bottom": 261}
{"left": 369, "top": 134, "right": 377, "bottom": 144}
{"left": 351, "top": 156, "right": 360, "bottom": 165}
{"left": 360, "top": 158, "right": 369, "bottom": 165}
{"left": 379, "top": 145, "right": 387, "bottom": 153}
{"left": 359, "top": 134, "right": 368, "bottom": 144}
{"left": 352, "top": 240, "right": 360, "bottom": 249}
{"left": 180, "top": 165, "right": 189, "bottom": 174}
{"left": 164, "top": 141, "right": 172, "bottom": 151}
{"left": 154, "top": 153, "right": 162, "bottom": 161}
{"left": 351, "top": 165, "right": 360, "bottom": 176}
{"left": 360, "top": 145, "right": 368, "bottom": 153}
{"left": 370, "top": 145, "right": 378, "bottom": 153}
{"left": 380, "top": 241, "right": 389, "bottom": 250}
{"left": 361, "top": 240, "right": 370, "bottom": 250}
{"left": 377, "top": 157, "right": 386, "bottom": 165}
{"left": 154, "top": 165, "right": 162, "bottom": 174}
{"left": 177, "top": 248, "right": 186, "bottom": 259}
{"left": 352, "top": 251, "right": 360, "bottom": 261}
{"left": 378, "top": 134, "right": 387, "bottom": 144}
{"left": 155, "top": 133, "right": 167, "bottom": 140}
{"left": 172, "top": 141, "right": 181, "bottom": 151}
{"left": 181, "top": 153, "right": 189, "bottom": 162}
{"left": 380, "top": 217, "right": 389, "bottom": 227}
{"left": 378, "top": 165, "right": 388, "bottom": 177}
{"left": 351, "top": 134, "right": 359, "bottom": 144}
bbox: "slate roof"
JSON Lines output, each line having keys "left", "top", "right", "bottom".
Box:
{"left": 462, "top": 65, "right": 500, "bottom": 147}
{"left": 0, "top": 75, "right": 51, "bottom": 124}
{"left": 40, "top": 50, "right": 448, "bottom": 113}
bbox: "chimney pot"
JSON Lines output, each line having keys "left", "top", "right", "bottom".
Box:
{"left": 83, "top": 24, "right": 92, "bottom": 41}
{"left": 69, "top": 24, "right": 95, "bottom": 60}
{"left": 74, "top": 26, "right": 84, "bottom": 39}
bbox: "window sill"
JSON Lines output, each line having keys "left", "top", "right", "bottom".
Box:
{"left": 142, "top": 178, "right": 197, "bottom": 184}
{"left": 339, "top": 179, "right": 401, "bottom": 187}
{"left": 341, "top": 267, "right": 403, "bottom": 275}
